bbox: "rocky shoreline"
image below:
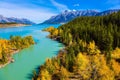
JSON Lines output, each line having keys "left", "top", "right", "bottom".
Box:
{"left": 0, "top": 50, "right": 19, "bottom": 68}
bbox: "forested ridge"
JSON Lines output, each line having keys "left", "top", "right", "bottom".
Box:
{"left": 33, "top": 11, "right": 120, "bottom": 80}
{"left": 0, "top": 36, "right": 34, "bottom": 64}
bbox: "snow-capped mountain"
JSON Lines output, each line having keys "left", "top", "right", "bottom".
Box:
{"left": 42, "top": 10, "right": 98, "bottom": 24}
{"left": 0, "top": 15, "right": 35, "bottom": 24}
{"left": 0, "top": 15, "right": 10, "bottom": 23}
{"left": 42, "top": 9, "right": 120, "bottom": 24}
{"left": 96, "top": 9, "right": 120, "bottom": 16}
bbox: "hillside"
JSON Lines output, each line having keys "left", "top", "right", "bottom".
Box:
{"left": 33, "top": 11, "right": 120, "bottom": 80}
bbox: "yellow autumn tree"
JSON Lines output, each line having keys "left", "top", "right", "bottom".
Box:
{"left": 0, "top": 47, "right": 2, "bottom": 59}
{"left": 44, "top": 26, "right": 55, "bottom": 32}
{"left": 54, "top": 29, "right": 58, "bottom": 36}
{"left": 112, "top": 47, "right": 120, "bottom": 59}
{"left": 87, "top": 41, "right": 101, "bottom": 55}
{"left": 59, "top": 66, "right": 69, "bottom": 80}
{"left": 45, "top": 58, "right": 55, "bottom": 74}
{"left": 79, "top": 40, "right": 87, "bottom": 48}
{"left": 110, "top": 59, "right": 120, "bottom": 77}
{"left": 37, "top": 68, "right": 51, "bottom": 80}
{"left": 73, "top": 53, "right": 91, "bottom": 79}
{"left": 91, "top": 54, "right": 114, "bottom": 80}
{"left": 0, "top": 39, "right": 12, "bottom": 60}
{"left": 53, "top": 61, "right": 60, "bottom": 73}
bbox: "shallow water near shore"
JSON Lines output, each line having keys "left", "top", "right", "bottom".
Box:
{"left": 0, "top": 24, "right": 63, "bottom": 80}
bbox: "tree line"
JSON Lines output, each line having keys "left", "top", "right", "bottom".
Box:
{"left": 33, "top": 11, "right": 120, "bottom": 80}
{"left": 0, "top": 36, "right": 34, "bottom": 64}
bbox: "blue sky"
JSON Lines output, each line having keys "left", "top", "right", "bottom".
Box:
{"left": 0, "top": 0, "right": 120, "bottom": 23}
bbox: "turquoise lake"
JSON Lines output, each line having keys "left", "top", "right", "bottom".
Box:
{"left": 0, "top": 24, "right": 63, "bottom": 80}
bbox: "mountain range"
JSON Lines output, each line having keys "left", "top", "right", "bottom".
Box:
{"left": 0, "top": 15, "right": 35, "bottom": 24}
{"left": 42, "top": 9, "right": 120, "bottom": 24}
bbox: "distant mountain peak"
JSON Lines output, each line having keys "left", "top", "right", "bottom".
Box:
{"left": 0, "top": 15, "right": 36, "bottom": 24}
{"left": 42, "top": 9, "right": 120, "bottom": 24}
{"left": 96, "top": 9, "right": 120, "bottom": 16}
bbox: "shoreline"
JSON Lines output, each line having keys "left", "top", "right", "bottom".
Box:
{"left": 0, "top": 36, "right": 35, "bottom": 69}
{"left": 0, "top": 50, "right": 19, "bottom": 69}
{"left": 0, "top": 24, "right": 31, "bottom": 28}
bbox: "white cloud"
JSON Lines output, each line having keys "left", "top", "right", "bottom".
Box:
{"left": 0, "top": 2, "right": 57, "bottom": 23}
{"left": 74, "top": 4, "right": 80, "bottom": 7}
{"left": 50, "top": 0, "right": 69, "bottom": 11}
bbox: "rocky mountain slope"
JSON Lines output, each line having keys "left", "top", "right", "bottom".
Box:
{"left": 0, "top": 15, "right": 35, "bottom": 24}
{"left": 42, "top": 9, "right": 120, "bottom": 24}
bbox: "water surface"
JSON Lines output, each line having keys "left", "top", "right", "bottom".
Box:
{"left": 0, "top": 24, "right": 63, "bottom": 80}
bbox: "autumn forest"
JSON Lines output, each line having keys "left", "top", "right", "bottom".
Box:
{"left": 0, "top": 36, "right": 34, "bottom": 65}
{"left": 33, "top": 11, "right": 120, "bottom": 80}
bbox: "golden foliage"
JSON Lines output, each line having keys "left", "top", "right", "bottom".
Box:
{"left": 111, "top": 59, "right": 120, "bottom": 76}
{"left": 44, "top": 27, "right": 58, "bottom": 37}
{"left": 79, "top": 40, "right": 87, "bottom": 48}
{"left": 0, "top": 36, "right": 34, "bottom": 64}
{"left": 0, "top": 47, "right": 2, "bottom": 59}
{"left": 45, "top": 58, "right": 55, "bottom": 74}
{"left": 34, "top": 38, "right": 120, "bottom": 80}
{"left": 59, "top": 66, "right": 69, "bottom": 80}
{"left": 73, "top": 53, "right": 91, "bottom": 79}
{"left": 45, "top": 58, "right": 60, "bottom": 74}
{"left": 0, "top": 39, "right": 12, "bottom": 60}
{"left": 44, "top": 26, "right": 55, "bottom": 32}
{"left": 112, "top": 47, "right": 120, "bottom": 59}
{"left": 87, "top": 41, "right": 101, "bottom": 55}
{"left": 91, "top": 54, "right": 114, "bottom": 80}
{"left": 38, "top": 68, "right": 51, "bottom": 80}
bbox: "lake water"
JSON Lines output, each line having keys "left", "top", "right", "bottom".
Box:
{"left": 0, "top": 24, "right": 63, "bottom": 80}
